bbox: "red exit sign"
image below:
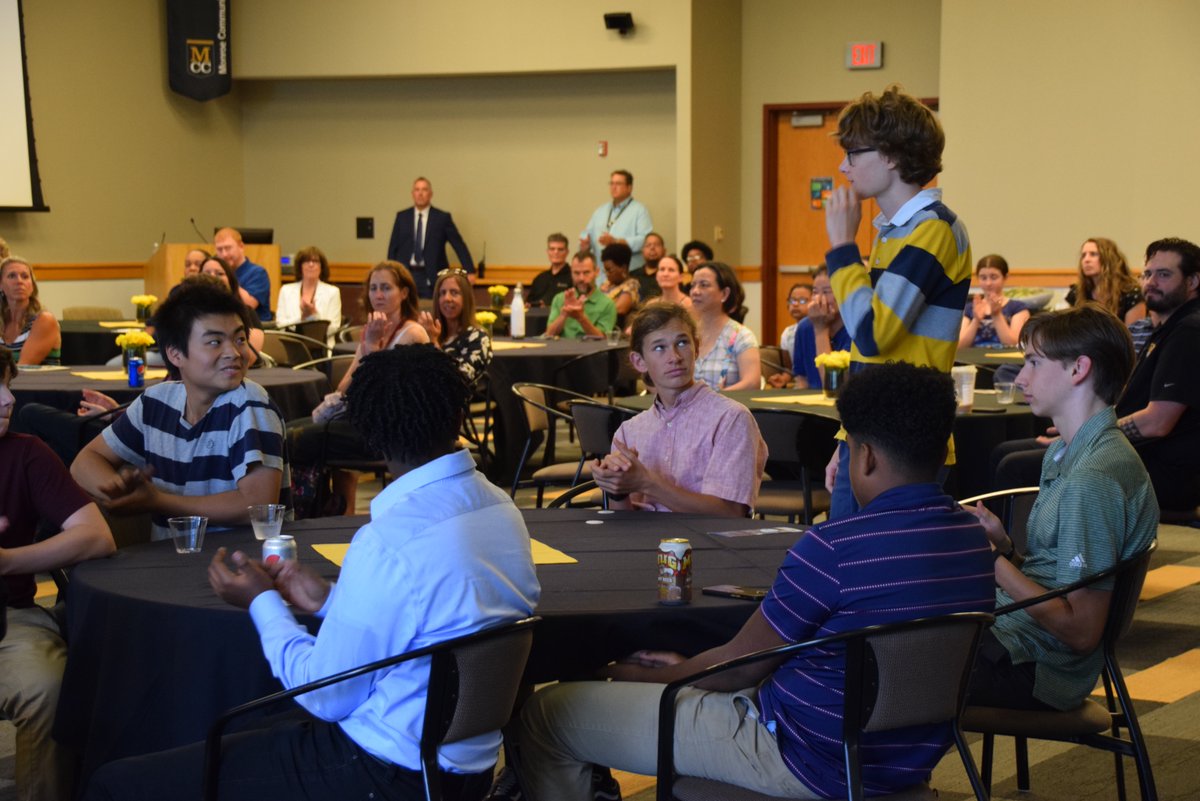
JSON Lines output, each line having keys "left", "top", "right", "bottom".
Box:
{"left": 846, "top": 41, "right": 883, "bottom": 70}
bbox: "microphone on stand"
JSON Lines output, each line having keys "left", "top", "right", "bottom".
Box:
{"left": 190, "top": 218, "right": 208, "bottom": 243}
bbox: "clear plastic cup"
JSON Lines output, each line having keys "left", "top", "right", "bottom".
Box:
{"left": 995, "top": 381, "right": 1017, "bottom": 405}
{"left": 248, "top": 504, "right": 287, "bottom": 541}
{"left": 950, "top": 365, "right": 977, "bottom": 414}
{"left": 606, "top": 329, "right": 621, "bottom": 346}
{"left": 168, "top": 516, "right": 207, "bottom": 554}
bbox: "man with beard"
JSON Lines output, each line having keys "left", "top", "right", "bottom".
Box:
{"left": 545, "top": 252, "right": 616, "bottom": 339}
{"left": 631, "top": 232, "right": 665, "bottom": 302}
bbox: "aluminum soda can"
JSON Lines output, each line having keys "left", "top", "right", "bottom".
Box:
{"left": 127, "top": 357, "right": 145, "bottom": 388}
{"left": 657, "top": 538, "right": 692, "bottom": 605}
{"left": 262, "top": 534, "right": 298, "bottom": 564}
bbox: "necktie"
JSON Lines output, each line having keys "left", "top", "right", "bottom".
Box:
{"left": 415, "top": 212, "right": 426, "bottom": 267}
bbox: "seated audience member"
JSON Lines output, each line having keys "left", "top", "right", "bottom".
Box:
{"left": 0, "top": 347, "right": 115, "bottom": 801}
{"left": 793, "top": 267, "right": 850, "bottom": 390}
{"left": 958, "top": 254, "right": 1029, "bottom": 348}
{"left": 527, "top": 233, "right": 574, "bottom": 308}
{"left": 992, "top": 239, "right": 1200, "bottom": 513}
{"left": 70, "top": 280, "right": 288, "bottom": 541}
{"left": 1065, "top": 237, "right": 1145, "bottom": 325}
{"left": 516, "top": 362, "right": 994, "bottom": 801}
{"left": 199, "top": 258, "right": 266, "bottom": 359}
{"left": 214, "top": 227, "right": 274, "bottom": 322}
{"left": 83, "top": 346, "right": 540, "bottom": 801}
{"left": 653, "top": 254, "right": 691, "bottom": 310}
{"left": 599, "top": 242, "right": 641, "bottom": 326}
{"left": 779, "top": 282, "right": 811, "bottom": 354}
{"left": 968, "top": 304, "right": 1157, "bottom": 713}
{"left": 690, "top": 261, "right": 761, "bottom": 391}
{"left": 545, "top": 252, "right": 616, "bottom": 339}
{"left": 274, "top": 245, "right": 342, "bottom": 343}
{"left": 680, "top": 239, "right": 714, "bottom": 272}
{"left": 182, "top": 248, "right": 208, "bottom": 277}
{"left": 593, "top": 303, "right": 767, "bottom": 516}
{"left": 631, "top": 232, "right": 665, "bottom": 302}
{"left": 418, "top": 268, "right": 492, "bottom": 382}
{"left": 1, "top": 257, "right": 61, "bottom": 366}
{"left": 291, "top": 261, "right": 429, "bottom": 515}
{"left": 0, "top": 236, "right": 9, "bottom": 260}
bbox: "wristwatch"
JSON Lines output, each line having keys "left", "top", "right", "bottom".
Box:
{"left": 993, "top": 539, "right": 1016, "bottom": 562}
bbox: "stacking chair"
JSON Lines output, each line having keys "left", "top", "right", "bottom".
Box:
{"left": 279, "top": 318, "right": 331, "bottom": 345}
{"left": 961, "top": 538, "right": 1160, "bottom": 801}
{"left": 759, "top": 345, "right": 791, "bottom": 384}
{"left": 510, "top": 382, "right": 600, "bottom": 506}
{"left": 751, "top": 408, "right": 838, "bottom": 524}
{"left": 568, "top": 399, "right": 636, "bottom": 484}
{"left": 62, "top": 305, "right": 124, "bottom": 320}
{"left": 292, "top": 354, "right": 356, "bottom": 395}
{"left": 203, "top": 616, "right": 539, "bottom": 801}
{"left": 958, "top": 486, "right": 1040, "bottom": 554}
{"left": 261, "top": 330, "right": 330, "bottom": 367}
{"left": 656, "top": 612, "right": 994, "bottom": 801}
{"left": 546, "top": 479, "right": 607, "bottom": 509}
{"left": 338, "top": 324, "right": 366, "bottom": 344}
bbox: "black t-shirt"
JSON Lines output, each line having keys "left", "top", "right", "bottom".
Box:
{"left": 528, "top": 267, "right": 574, "bottom": 307}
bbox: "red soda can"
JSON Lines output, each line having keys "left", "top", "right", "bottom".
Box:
{"left": 657, "top": 538, "right": 692, "bottom": 605}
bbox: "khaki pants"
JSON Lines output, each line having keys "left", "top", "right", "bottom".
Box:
{"left": 517, "top": 681, "right": 818, "bottom": 801}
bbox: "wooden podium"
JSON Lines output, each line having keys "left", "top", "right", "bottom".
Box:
{"left": 143, "top": 243, "right": 282, "bottom": 313}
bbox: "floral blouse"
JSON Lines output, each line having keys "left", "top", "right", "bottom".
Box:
{"left": 442, "top": 326, "right": 492, "bottom": 383}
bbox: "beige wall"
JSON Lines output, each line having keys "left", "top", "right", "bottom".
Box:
{"left": 738, "top": 0, "right": 942, "bottom": 265}
{"left": 940, "top": 0, "right": 1200, "bottom": 268}
{"left": 1, "top": 1, "right": 245, "bottom": 264}
{"left": 238, "top": 70, "right": 677, "bottom": 267}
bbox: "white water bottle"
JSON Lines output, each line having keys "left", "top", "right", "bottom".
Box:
{"left": 511, "top": 283, "right": 526, "bottom": 339}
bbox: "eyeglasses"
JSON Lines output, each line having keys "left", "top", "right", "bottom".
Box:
{"left": 787, "top": 297, "right": 810, "bottom": 306}
{"left": 844, "top": 147, "right": 877, "bottom": 166}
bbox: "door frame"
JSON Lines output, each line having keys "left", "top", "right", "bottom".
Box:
{"left": 760, "top": 98, "right": 938, "bottom": 338}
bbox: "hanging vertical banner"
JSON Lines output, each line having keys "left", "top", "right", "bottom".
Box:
{"left": 165, "top": 0, "right": 230, "bottom": 101}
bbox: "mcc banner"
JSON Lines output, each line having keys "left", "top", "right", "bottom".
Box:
{"left": 166, "top": 0, "right": 230, "bottom": 101}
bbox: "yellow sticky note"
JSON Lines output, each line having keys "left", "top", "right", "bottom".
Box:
{"left": 311, "top": 538, "right": 575, "bottom": 568}
{"left": 983, "top": 352, "right": 1024, "bottom": 360}
{"left": 312, "top": 543, "right": 351, "bottom": 566}
{"left": 98, "top": 321, "right": 145, "bottom": 329}
{"left": 491, "top": 341, "right": 547, "bottom": 351}
{"left": 70, "top": 369, "right": 169, "bottom": 381}
{"left": 751, "top": 394, "right": 837, "bottom": 407}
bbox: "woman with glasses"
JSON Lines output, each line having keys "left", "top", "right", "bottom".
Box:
{"left": 418, "top": 269, "right": 491, "bottom": 382}
{"left": 779, "top": 282, "right": 812, "bottom": 354}
{"left": 275, "top": 245, "right": 342, "bottom": 344}
{"left": 690, "top": 261, "right": 761, "bottom": 391}
{"left": 199, "top": 256, "right": 267, "bottom": 360}
{"left": 1065, "top": 237, "right": 1145, "bottom": 325}
{"left": 1, "top": 257, "right": 61, "bottom": 365}
{"left": 958, "top": 254, "right": 1030, "bottom": 348}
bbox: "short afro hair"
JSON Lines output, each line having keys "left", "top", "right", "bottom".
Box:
{"left": 836, "top": 362, "right": 955, "bottom": 478}
{"left": 344, "top": 345, "right": 468, "bottom": 464}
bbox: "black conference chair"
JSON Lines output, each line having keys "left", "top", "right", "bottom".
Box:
{"left": 656, "top": 612, "right": 994, "bottom": 801}
{"left": 751, "top": 407, "right": 839, "bottom": 524}
{"left": 510, "top": 383, "right": 598, "bottom": 506}
{"left": 292, "top": 354, "right": 356, "bottom": 395}
{"left": 961, "top": 537, "right": 1160, "bottom": 801}
{"left": 203, "top": 616, "right": 539, "bottom": 801}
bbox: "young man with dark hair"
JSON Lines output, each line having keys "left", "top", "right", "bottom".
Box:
{"left": 592, "top": 303, "right": 766, "bottom": 516}
{"left": 71, "top": 280, "right": 287, "bottom": 541}
{"left": 0, "top": 347, "right": 115, "bottom": 801}
{"left": 968, "top": 305, "right": 1157, "bottom": 713}
{"left": 822, "top": 85, "right": 973, "bottom": 518}
{"left": 83, "top": 346, "right": 540, "bottom": 801}
{"left": 631, "top": 231, "right": 665, "bottom": 301}
{"left": 517, "top": 362, "right": 994, "bottom": 801}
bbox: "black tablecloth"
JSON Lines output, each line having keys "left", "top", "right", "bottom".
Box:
{"left": 954, "top": 347, "right": 1025, "bottom": 389}
{"left": 11, "top": 365, "right": 325, "bottom": 422}
{"left": 55, "top": 509, "right": 794, "bottom": 777}
{"left": 620, "top": 388, "right": 1041, "bottom": 499}
{"left": 58, "top": 321, "right": 134, "bottom": 364}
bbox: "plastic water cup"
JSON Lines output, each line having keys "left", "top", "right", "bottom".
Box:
{"left": 606, "top": 329, "right": 621, "bottom": 346}
{"left": 168, "top": 516, "right": 207, "bottom": 554}
{"left": 995, "top": 381, "right": 1017, "bottom": 405}
{"left": 950, "top": 365, "right": 977, "bottom": 414}
{"left": 248, "top": 504, "right": 287, "bottom": 541}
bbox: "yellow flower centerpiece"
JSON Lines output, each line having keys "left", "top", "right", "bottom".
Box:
{"left": 116, "top": 330, "right": 155, "bottom": 366}
{"left": 475, "top": 310, "right": 497, "bottom": 336}
{"left": 131, "top": 294, "right": 158, "bottom": 323}
{"left": 814, "top": 350, "right": 851, "bottom": 398}
{"left": 487, "top": 284, "right": 509, "bottom": 310}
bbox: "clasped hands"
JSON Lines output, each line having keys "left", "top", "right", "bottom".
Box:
{"left": 208, "top": 546, "right": 331, "bottom": 612}
{"left": 591, "top": 441, "right": 652, "bottom": 499}
{"left": 561, "top": 289, "right": 587, "bottom": 319}
{"left": 95, "top": 464, "right": 159, "bottom": 514}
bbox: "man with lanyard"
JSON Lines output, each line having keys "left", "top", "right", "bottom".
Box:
{"left": 579, "top": 170, "right": 653, "bottom": 284}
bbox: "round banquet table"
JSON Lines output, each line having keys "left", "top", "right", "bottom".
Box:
{"left": 11, "top": 365, "right": 325, "bottom": 422}
{"left": 954, "top": 346, "right": 1025, "bottom": 389}
{"left": 54, "top": 508, "right": 796, "bottom": 779}
{"left": 58, "top": 320, "right": 138, "bottom": 364}
{"left": 619, "top": 387, "right": 1044, "bottom": 500}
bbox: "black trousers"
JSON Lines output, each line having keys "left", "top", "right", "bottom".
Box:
{"left": 82, "top": 712, "right": 493, "bottom": 801}
{"left": 966, "top": 629, "right": 1055, "bottom": 711}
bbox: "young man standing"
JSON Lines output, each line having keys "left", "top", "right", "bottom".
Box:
{"left": 83, "top": 346, "right": 539, "bottom": 800}
{"left": 0, "top": 347, "right": 115, "bottom": 801}
{"left": 593, "top": 303, "right": 767, "bottom": 516}
{"left": 968, "top": 306, "right": 1157, "bottom": 712}
{"left": 518, "top": 362, "right": 994, "bottom": 800}
{"left": 71, "top": 280, "right": 287, "bottom": 541}
{"left": 822, "top": 85, "right": 973, "bottom": 517}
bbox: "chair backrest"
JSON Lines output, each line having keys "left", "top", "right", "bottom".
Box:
{"left": 750, "top": 407, "right": 838, "bottom": 474}
{"left": 63, "top": 305, "right": 124, "bottom": 320}
{"left": 293, "top": 354, "right": 356, "bottom": 394}
{"left": 1105, "top": 540, "right": 1157, "bottom": 644}
{"left": 338, "top": 323, "right": 366, "bottom": 343}
{"left": 282, "top": 319, "right": 331, "bottom": 344}
{"left": 856, "top": 614, "right": 991, "bottom": 732}
{"left": 511, "top": 382, "right": 579, "bottom": 435}
{"left": 759, "top": 346, "right": 790, "bottom": 382}
{"left": 958, "top": 487, "right": 1039, "bottom": 554}
{"left": 552, "top": 348, "right": 621, "bottom": 401}
{"left": 263, "top": 330, "right": 328, "bottom": 367}
{"left": 570, "top": 400, "right": 635, "bottom": 459}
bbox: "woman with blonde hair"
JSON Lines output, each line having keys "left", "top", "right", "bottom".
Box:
{"left": 1, "top": 256, "right": 61, "bottom": 365}
{"left": 1066, "top": 237, "right": 1145, "bottom": 325}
